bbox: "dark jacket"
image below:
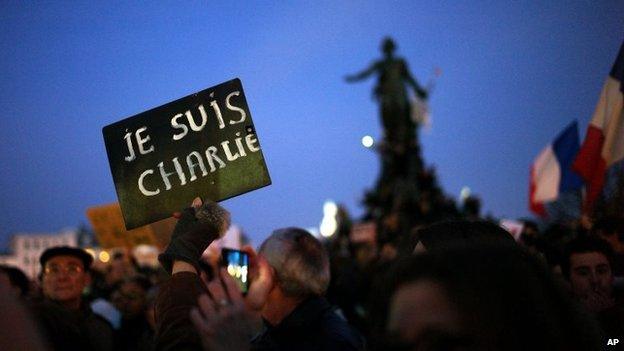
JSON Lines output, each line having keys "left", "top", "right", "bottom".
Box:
{"left": 154, "top": 272, "right": 204, "bottom": 351}
{"left": 251, "top": 296, "right": 364, "bottom": 351}
{"left": 31, "top": 299, "right": 114, "bottom": 351}
{"left": 116, "top": 315, "right": 154, "bottom": 351}
{"left": 596, "top": 289, "right": 624, "bottom": 342}
{"left": 155, "top": 272, "right": 363, "bottom": 351}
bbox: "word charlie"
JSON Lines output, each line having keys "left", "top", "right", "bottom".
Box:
{"left": 122, "top": 90, "right": 260, "bottom": 197}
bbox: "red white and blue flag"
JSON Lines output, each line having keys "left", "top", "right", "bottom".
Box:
{"left": 573, "top": 41, "right": 624, "bottom": 212}
{"left": 529, "top": 121, "right": 583, "bottom": 217}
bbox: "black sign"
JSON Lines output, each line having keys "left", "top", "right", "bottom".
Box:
{"left": 103, "top": 78, "right": 271, "bottom": 229}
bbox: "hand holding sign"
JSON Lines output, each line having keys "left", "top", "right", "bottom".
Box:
{"left": 158, "top": 197, "right": 231, "bottom": 274}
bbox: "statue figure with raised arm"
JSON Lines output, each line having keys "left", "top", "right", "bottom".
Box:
{"left": 345, "top": 37, "right": 428, "bottom": 148}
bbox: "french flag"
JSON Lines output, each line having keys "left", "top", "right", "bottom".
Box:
{"left": 573, "top": 41, "right": 624, "bottom": 212}
{"left": 529, "top": 121, "right": 583, "bottom": 217}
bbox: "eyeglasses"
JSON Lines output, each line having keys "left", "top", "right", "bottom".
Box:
{"left": 43, "top": 264, "right": 84, "bottom": 276}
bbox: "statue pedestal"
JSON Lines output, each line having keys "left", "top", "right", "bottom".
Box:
{"left": 362, "top": 135, "right": 457, "bottom": 245}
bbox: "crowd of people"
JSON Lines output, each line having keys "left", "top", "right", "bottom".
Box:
{"left": 1, "top": 196, "right": 623, "bottom": 350}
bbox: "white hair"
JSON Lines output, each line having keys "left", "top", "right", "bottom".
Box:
{"left": 259, "top": 228, "right": 330, "bottom": 298}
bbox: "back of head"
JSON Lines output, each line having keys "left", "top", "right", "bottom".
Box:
{"left": 259, "top": 227, "right": 330, "bottom": 298}
{"left": 375, "top": 243, "right": 602, "bottom": 350}
{"left": 0, "top": 265, "right": 30, "bottom": 297}
{"left": 412, "top": 219, "right": 515, "bottom": 252}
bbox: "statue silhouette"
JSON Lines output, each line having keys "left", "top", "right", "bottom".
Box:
{"left": 345, "top": 37, "right": 427, "bottom": 148}
{"left": 346, "top": 38, "right": 454, "bottom": 244}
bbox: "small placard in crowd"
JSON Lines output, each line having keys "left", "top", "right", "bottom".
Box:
{"left": 86, "top": 203, "right": 158, "bottom": 248}
{"left": 102, "top": 78, "right": 271, "bottom": 229}
{"left": 350, "top": 222, "right": 377, "bottom": 244}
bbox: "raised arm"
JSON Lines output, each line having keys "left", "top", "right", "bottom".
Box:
{"left": 345, "top": 61, "right": 379, "bottom": 83}
{"left": 155, "top": 198, "right": 231, "bottom": 351}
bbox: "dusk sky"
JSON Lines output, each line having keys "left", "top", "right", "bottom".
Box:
{"left": 1, "top": 2, "right": 623, "bottom": 248}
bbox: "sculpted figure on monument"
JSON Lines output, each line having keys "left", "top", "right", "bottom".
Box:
{"left": 346, "top": 37, "right": 428, "bottom": 148}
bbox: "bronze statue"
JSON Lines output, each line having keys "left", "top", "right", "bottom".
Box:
{"left": 345, "top": 37, "right": 428, "bottom": 147}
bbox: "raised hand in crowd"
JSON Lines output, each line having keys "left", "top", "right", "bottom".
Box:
{"left": 154, "top": 198, "right": 232, "bottom": 351}
{"left": 190, "top": 270, "right": 253, "bottom": 350}
{"left": 190, "top": 246, "right": 273, "bottom": 351}
{"left": 158, "top": 197, "right": 231, "bottom": 274}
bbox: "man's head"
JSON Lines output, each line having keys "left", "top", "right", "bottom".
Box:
{"left": 0, "top": 265, "right": 30, "bottom": 298}
{"left": 39, "top": 246, "right": 93, "bottom": 309}
{"left": 408, "top": 220, "right": 515, "bottom": 255}
{"left": 562, "top": 236, "right": 614, "bottom": 301}
{"left": 374, "top": 244, "right": 602, "bottom": 350}
{"left": 259, "top": 227, "right": 330, "bottom": 299}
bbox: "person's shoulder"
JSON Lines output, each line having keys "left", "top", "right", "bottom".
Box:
{"left": 319, "top": 309, "right": 365, "bottom": 350}
{"left": 86, "top": 310, "right": 115, "bottom": 332}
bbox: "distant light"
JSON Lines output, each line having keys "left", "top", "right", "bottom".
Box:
{"left": 323, "top": 200, "right": 338, "bottom": 217}
{"left": 460, "top": 186, "right": 471, "bottom": 201}
{"left": 361, "top": 135, "right": 374, "bottom": 148}
{"left": 85, "top": 248, "right": 96, "bottom": 259}
{"left": 320, "top": 218, "right": 338, "bottom": 238}
{"left": 320, "top": 200, "right": 339, "bottom": 237}
{"left": 99, "top": 251, "right": 110, "bottom": 263}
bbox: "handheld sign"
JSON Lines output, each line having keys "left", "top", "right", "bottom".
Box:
{"left": 86, "top": 203, "right": 177, "bottom": 249}
{"left": 103, "top": 78, "right": 271, "bottom": 229}
{"left": 86, "top": 203, "right": 157, "bottom": 248}
{"left": 350, "top": 222, "right": 377, "bottom": 245}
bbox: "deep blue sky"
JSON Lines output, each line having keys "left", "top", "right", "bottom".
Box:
{"left": 1, "top": 2, "right": 623, "bottom": 248}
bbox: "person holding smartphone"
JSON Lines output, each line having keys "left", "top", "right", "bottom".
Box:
{"left": 154, "top": 198, "right": 362, "bottom": 351}
{"left": 191, "top": 227, "right": 364, "bottom": 351}
{"left": 153, "top": 198, "right": 277, "bottom": 351}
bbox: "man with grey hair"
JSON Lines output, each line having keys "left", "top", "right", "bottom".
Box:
{"left": 259, "top": 227, "right": 330, "bottom": 299}
{"left": 191, "top": 227, "right": 364, "bottom": 350}
{"left": 249, "top": 227, "right": 362, "bottom": 350}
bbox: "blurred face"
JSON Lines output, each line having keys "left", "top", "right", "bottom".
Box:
{"left": 387, "top": 280, "right": 462, "bottom": 350}
{"left": 106, "top": 256, "right": 131, "bottom": 286}
{"left": 41, "top": 255, "right": 89, "bottom": 308}
{"left": 116, "top": 281, "right": 147, "bottom": 318}
{"left": 569, "top": 252, "right": 613, "bottom": 299}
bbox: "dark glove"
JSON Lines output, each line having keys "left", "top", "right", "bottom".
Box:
{"left": 158, "top": 200, "right": 231, "bottom": 274}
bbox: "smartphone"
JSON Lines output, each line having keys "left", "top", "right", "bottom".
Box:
{"left": 220, "top": 248, "right": 250, "bottom": 294}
